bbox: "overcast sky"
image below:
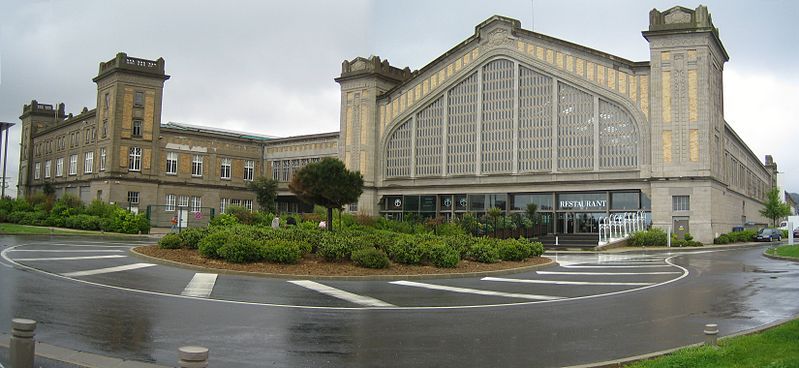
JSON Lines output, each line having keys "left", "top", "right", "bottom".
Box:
{"left": 1, "top": 0, "right": 797, "bottom": 198}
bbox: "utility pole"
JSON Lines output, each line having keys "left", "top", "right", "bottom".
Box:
{"left": 0, "top": 121, "right": 14, "bottom": 199}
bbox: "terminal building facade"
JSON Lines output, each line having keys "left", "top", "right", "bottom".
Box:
{"left": 18, "top": 5, "right": 776, "bottom": 242}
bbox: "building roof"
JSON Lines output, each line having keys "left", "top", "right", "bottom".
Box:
{"left": 162, "top": 122, "right": 279, "bottom": 141}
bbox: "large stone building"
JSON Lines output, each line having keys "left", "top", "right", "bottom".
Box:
{"left": 18, "top": 5, "right": 777, "bottom": 242}
{"left": 334, "top": 5, "right": 776, "bottom": 243}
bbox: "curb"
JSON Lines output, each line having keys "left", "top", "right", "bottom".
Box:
{"left": 547, "top": 242, "right": 768, "bottom": 255}
{"left": 129, "top": 247, "right": 556, "bottom": 281}
{"left": 762, "top": 246, "right": 799, "bottom": 262}
{"left": 563, "top": 313, "right": 799, "bottom": 368}
{"left": 0, "top": 335, "right": 169, "bottom": 368}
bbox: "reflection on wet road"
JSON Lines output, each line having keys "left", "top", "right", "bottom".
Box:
{"left": 1, "top": 235, "right": 798, "bottom": 367}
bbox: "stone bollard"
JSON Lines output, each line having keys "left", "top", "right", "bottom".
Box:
{"left": 179, "top": 346, "right": 209, "bottom": 368}
{"left": 704, "top": 323, "right": 719, "bottom": 347}
{"left": 10, "top": 318, "right": 37, "bottom": 368}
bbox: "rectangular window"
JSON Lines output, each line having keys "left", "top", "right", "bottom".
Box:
{"left": 166, "top": 152, "right": 178, "bottom": 175}
{"left": 192, "top": 155, "right": 203, "bottom": 177}
{"left": 128, "top": 147, "right": 141, "bottom": 171}
{"left": 104, "top": 93, "right": 110, "bottom": 111}
{"left": 102, "top": 120, "right": 108, "bottom": 138}
{"left": 132, "top": 120, "right": 142, "bottom": 137}
{"left": 165, "top": 194, "right": 176, "bottom": 212}
{"left": 56, "top": 157, "right": 64, "bottom": 177}
{"left": 272, "top": 161, "right": 280, "bottom": 180}
{"left": 231, "top": 199, "right": 241, "bottom": 207}
{"left": 242, "top": 199, "right": 253, "bottom": 211}
{"left": 84, "top": 129, "right": 90, "bottom": 144}
{"left": 99, "top": 148, "right": 106, "bottom": 171}
{"left": 220, "top": 198, "right": 229, "bottom": 214}
{"left": 244, "top": 160, "right": 255, "bottom": 181}
{"left": 69, "top": 154, "right": 78, "bottom": 175}
{"left": 34, "top": 162, "right": 41, "bottom": 180}
{"left": 84, "top": 151, "right": 94, "bottom": 173}
{"left": 191, "top": 196, "right": 202, "bottom": 212}
{"left": 220, "top": 158, "right": 231, "bottom": 179}
{"left": 127, "top": 191, "right": 140, "bottom": 205}
{"left": 44, "top": 160, "right": 51, "bottom": 178}
{"left": 178, "top": 195, "right": 189, "bottom": 209}
{"left": 134, "top": 91, "right": 144, "bottom": 107}
{"left": 672, "top": 195, "right": 690, "bottom": 211}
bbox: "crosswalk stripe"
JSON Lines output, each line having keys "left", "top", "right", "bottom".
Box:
{"left": 62, "top": 263, "right": 156, "bottom": 277}
{"left": 561, "top": 264, "right": 670, "bottom": 269}
{"left": 537, "top": 271, "right": 681, "bottom": 276}
{"left": 14, "top": 255, "right": 126, "bottom": 261}
{"left": 288, "top": 280, "right": 396, "bottom": 307}
{"left": 481, "top": 277, "right": 654, "bottom": 286}
{"left": 390, "top": 280, "right": 563, "bottom": 300}
{"left": 181, "top": 273, "right": 219, "bottom": 298}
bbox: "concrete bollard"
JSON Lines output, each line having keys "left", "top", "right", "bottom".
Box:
{"left": 10, "top": 318, "right": 37, "bottom": 368}
{"left": 704, "top": 323, "right": 719, "bottom": 347}
{"left": 179, "top": 346, "right": 209, "bottom": 368}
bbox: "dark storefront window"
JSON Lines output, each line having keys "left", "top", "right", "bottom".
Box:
{"left": 403, "top": 195, "right": 420, "bottom": 212}
{"left": 487, "top": 194, "right": 507, "bottom": 211}
{"left": 511, "top": 193, "right": 554, "bottom": 211}
{"left": 455, "top": 195, "right": 468, "bottom": 211}
{"left": 610, "top": 192, "right": 639, "bottom": 210}
{"left": 468, "top": 194, "right": 485, "bottom": 212}
{"left": 420, "top": 195, "right": 437, "bottom": 213}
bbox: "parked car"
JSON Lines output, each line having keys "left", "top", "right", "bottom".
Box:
{"left": 755, "top": 228, "right": 782, "bottom": 242}
{"left": 794, "top": 228, "right": 799, "bottom": 238}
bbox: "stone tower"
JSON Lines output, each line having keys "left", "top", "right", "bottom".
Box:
{"left": 334, "top": 56, "right": 411, "bottom": 214}
{"left": 92, "top": 52, "right": 169, "bottom": 177}
{"left": 17, "top": 101, "right": 65, "bottom": 197}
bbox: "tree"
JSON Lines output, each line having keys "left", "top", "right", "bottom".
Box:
{"left": 760, "top": 187, "right": 791, "bottom": 227}
{"left": 525, "top": 203, "right": 539, "bottom": 237}
{"left": 247, "top": 176, "right": 278, "bottom": 214}
{"left": 289, "top": 157, "right": 363, "bottom": 231}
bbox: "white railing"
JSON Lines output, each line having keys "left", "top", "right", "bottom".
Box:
{"left": 598, "top": 210, "right": 646, "bottom": 246}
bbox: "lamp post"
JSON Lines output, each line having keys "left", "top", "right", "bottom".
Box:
{"left": 0, "top": 121, "right": 14, "bottom": 199}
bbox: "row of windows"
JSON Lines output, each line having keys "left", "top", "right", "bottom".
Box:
{"left": 33, "top": 149, "right": 107, "bottom": 180}
{"left": 271, "top": 158, "right": 321, "bottom": 182}
{"left": 34, "top": 126, "right": 100, "bottom": 158}
{"left": 164, "top": 194, "right": 203, "bottom": 212}
{"left": 219, "top": 198, "right": 254, "bottom": 213}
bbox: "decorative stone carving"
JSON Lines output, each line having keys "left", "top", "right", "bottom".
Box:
{"left": 665, "top": 10, "right": 691, "bottom": 24}
{"left": 483, "top": 28, "right": 515, "bottom": 49}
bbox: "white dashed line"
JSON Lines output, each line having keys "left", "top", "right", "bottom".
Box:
{"left": 288, "top": 280, "right": 396, "bottom": 307}
{"left": 390, "top": 280, "right": 563, "bottom": 300}
{"left": 560, "top": 264, "right": 671, "bottom": 269}
{"left": 481, "top": 277, "right": 654, "bottom": 286}
{"left": 537, "top": 271, "right": 681, "bottom": 276}
{"left": 181, "top": 273, "right": 219, "bottom": 298}
{"left": 14, "top": 255, "right": 127, "bottom": 261}
{"left": 8, "top": 249, "right": 124, "bottom": 253}
{"left": 62, "top": 263, "right": 156, "bottom": 277}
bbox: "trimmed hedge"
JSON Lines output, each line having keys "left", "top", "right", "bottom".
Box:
{"left": 260, "top": 239, "right": 303, "bottom": 264}
{"left": 351, "top": 247, "right": 390, "bottom": 269}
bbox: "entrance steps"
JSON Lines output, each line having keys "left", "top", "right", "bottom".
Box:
{"left": 539, "top": 234, "right": 598, "bottom": 250}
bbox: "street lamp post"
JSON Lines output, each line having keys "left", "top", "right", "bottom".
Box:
{"left": 0, "top": 122, "right": 15, "bottom": 199}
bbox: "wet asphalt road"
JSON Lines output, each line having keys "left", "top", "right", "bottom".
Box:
{"left": 0, "top": 235, "right": 797, "bottom": 367}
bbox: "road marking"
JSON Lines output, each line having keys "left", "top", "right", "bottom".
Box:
{"left": 14, "top": 255, "right": 127, "bottom": 261}
{"left": 181, "top": 273, "right": 219, "bottom": 298}
{"left": 45, "top": 243, "right": 132, "bottom": 248}
{"left": 8, "top": 249, "right": 124, "bottom": 253}
{"left": 560, "top": 264, "right": 670, "bottom": 269}
{"left": 481, "top": 277, "right": 654, "bottom": 286}
{"left": 390, "top": 280, "right": 563, "bottom": 300}
{"left": 537, "top": 271, "right": 681, "bottom": 276}
{"left": 62, "top": 263, "right": 156, "bottom": 277}
{"left": 288, "top": 280, "right": 396, "bottom": 307}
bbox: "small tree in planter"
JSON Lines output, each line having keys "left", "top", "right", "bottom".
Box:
{"left": 289, "top": 158, "right": 363, "bottom": 231}
{"left": 525, "top": 203, "right": 538, "bottom": 237}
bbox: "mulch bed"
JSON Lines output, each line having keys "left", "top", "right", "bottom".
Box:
{"left": 134, "top": 245, "right": 550, "bottom": 277}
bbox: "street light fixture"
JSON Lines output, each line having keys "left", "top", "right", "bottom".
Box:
{"left": 0, "top": 121, "right": 15, "bottom": 199}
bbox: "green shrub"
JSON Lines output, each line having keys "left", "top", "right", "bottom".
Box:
{"left": 317, "top": 233, "right": 355, "bottom": 262}
{"left": 629, "top": 228, "right": 668, "bottom": 246}
{"left": 217, "top": 236, "right": 261, "bottom": 263}
{"left": 469, "top": 238, "right": 500, "bottom": 263}
{"left": 517, "top": 237, "right": 545, "bottom": 257}
{"left": 436, "top": 222, "right": 467, "bottom": 236}
{"left": 427, "top": 242, "right": 460, "bottom": 268}
{"left": 260, "top": 239, "right": 302, "bottom": 264}
{"left": 198, "top": 230, "right": 232, "bottom": 258}
{"left": 684, "top": 232, "right": 694, "bottom": 242}
{"left": 209, "top": 213, "right": 239, "bottom": 228}
{"left": 496, "top": 238, "right": 527, "bottom": 261}
{"left": 729, "top": 229, "right": 757, "bottom": 243}
{"left": 444, "top": 234, "right": 478, "bottom": 258}
{"left": 159, "top": 233, "right": 182, "bottom": 249}
{"left": 351, "top": 247, "right": 390, "bottom": 269}
{"left": 357, "top": 230, "right": 396, "bottom": 252}
{"left": 64, "top": 214, "right": 101, "bottom": 230}
{"left": 179, "top": 227, "right": 208, "bottom": 249}
{"left": 387, "top": 235, "right": 426, "bottom": 265}
{"left": 714, "top": 234, "right": 730, "bottom": 244}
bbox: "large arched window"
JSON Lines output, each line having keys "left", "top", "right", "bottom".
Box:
{"left": 384, "top": 57, "right": 640, "bottom": 178}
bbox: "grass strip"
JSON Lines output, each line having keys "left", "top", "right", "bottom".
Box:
{"left": 767, "top": 244, "right": 799, "bottom": 259}
{"left": 627, "top": 318, "right": 799, "bottom": 367}
{"left": 0, "top": 223, "right": 103, "bottom": 235}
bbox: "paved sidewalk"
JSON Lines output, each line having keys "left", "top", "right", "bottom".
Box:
{"left": 0, "top": 337, "right": 169, "bottom": 368}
